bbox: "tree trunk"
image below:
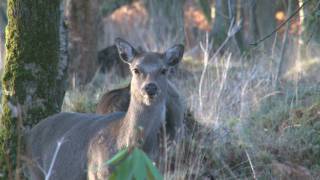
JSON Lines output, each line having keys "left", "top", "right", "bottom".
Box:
{"left": 299, "top": 0, "right": 320, "bottom": 58}
{"left": 66, "top": 0, "right": 100, "bottom": 88}
{"left": 0, "top": 0, "right": 7, "bottom": 68}
{"left": 234, "top": 0, "right": 245, "bottom": 53}
{"left": 276, "top": 0, "right": 293, "bottom": 90}
{"left": 247, "top": 0, "right": 259, "bottom": 43}
{"left": 0, "top": 0, "right": 62, "bottom": 179}
{"left": 211, "top": 0, "right": 229, "bottom": 49}
{"left": 256, "top": 0, "right": 277, "bottom": 52}
{"left": 144, "top": 0, "right": 185, "bottom": 46}
{"left": 57, "top": 1, "right": 69, "bottom": 109}
{"left": 101, "top": 0, "right": 134, "bottom": 16}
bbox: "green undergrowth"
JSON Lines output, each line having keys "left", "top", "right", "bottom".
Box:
{"left": 242, "top": 84, "right": 320, "bottom": 178}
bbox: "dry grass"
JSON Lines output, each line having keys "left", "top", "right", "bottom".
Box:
{"left": 62, "top": 2, "right": 320, "bottom": 179}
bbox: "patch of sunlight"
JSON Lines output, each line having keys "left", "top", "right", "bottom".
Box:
{"left": 285, "top": 58, "right": 320, "bottom": 78}
{"left": 275, "top": 11, "right": 285, "bottom": 21}
{"left": 211, "top": 7, "right": 215, "bottom": 20}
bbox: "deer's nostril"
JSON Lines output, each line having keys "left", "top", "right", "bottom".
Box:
{"left": 144, "top": 83, "right": 158, "bottom": 96}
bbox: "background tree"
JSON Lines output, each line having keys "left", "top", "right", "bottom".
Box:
{"left": 66, "top": 0, "right": 100, "bottom": 88}
{"left": 255, "top": 0, "right": 277, "bottom": 52}
{"left": 210, "top": 0, "right": 244, "bottom": 52}
{"left": 210, "top": 0, "right": 230, "bottom": 49}
{"left": 101, "top": 0, "right": 135, "bottom": 16}
{"left": 143, "top": 0, "right": 185, "bottom": 45}
{"left": 299, "top": 0, "right": 320, "bottom": 58}
{"left": 0, "top": 0, "right": 64, "bottom": 179}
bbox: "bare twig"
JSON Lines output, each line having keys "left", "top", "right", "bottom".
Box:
{"left": 45, "top": 137, "right": 66, "bottom": 180}
{"left": 198, "top": 33, "right": 210, "bottom": 111}
{"left": 245, "top": 149, "right": 257, "bottom": 180}
{"left": 250, "top": 0, "right": 311, "bottom": 46}
{"left": 198, "top": 17, "right": 241, "bottom": 111}
{"left": 213, "top": 54, "right": 231, "bottom": 121}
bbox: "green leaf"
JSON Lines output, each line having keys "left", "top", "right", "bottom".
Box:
{"left": 142, "top": 151, "right": 162, "bottom": 180}
{"left": 106, "top": 148, "right": 128, "bottom": 165}
{"left": 198, "top": 0, "right": 212, "bottom": 22}
{"left": 131, "top": 148, "right": 147, "bottom": 180}
{"left": 108, "top": 147, "right": 163, "bottom": 180}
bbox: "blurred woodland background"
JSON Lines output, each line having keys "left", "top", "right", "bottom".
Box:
{"left": 0, "top": 0, "right": 320, "bottom": 179}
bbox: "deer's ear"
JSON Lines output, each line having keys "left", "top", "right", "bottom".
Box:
{"left": 115, "top": 38, "right": 137, "bottom": 64}
{"left": 164, "top": 44, "right": 184, "bottom": 66}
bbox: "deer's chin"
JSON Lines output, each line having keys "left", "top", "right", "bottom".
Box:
{"left": 142, "top": 94, "right": 158, "bottom": 106}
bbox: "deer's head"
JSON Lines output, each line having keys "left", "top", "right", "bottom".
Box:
{"left": 115, "top": 38, "right": 184, "bottom": 106}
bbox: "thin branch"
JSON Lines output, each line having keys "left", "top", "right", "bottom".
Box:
{"left": 250, "top": 0, "right": 312, "bottom": 46}
{"left": 198, "top": 33, "right": 209, "bottom": 111}
{"left": 245, "top": 149, "right": 257, "bottom": 180}
{"left": 45, "top": 137, "right": 66, "bottom": 180}
{"left": 198, "top": 17, "right": 241, "bottom": 111}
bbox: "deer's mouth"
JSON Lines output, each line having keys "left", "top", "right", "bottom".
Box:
{"left": 143, "top": 94, "right": 158, "bottom": 105}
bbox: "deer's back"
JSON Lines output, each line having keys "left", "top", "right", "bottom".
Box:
{"left": 96, "top": 85, "right": 130, "bottom": 114}
{"left": 25, "top": 112, "right": 124, "bottom": 180}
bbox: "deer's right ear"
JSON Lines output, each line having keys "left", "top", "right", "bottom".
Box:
{"left": 164, "top": 44, "right": 184, "bottom": 66}
{"left": 115, "top": 38, "right": 137, "bottom": 64}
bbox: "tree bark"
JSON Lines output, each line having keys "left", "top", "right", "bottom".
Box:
{"left": 299, "top": 0, "right": 320, "bottom": 58}
{"left": 66, "top": 0, "right": 100, "bottom": 88}
{"left": 255, "top": 0, "right": 277, "bottom": 52}
{"left": 234, "top": 0, "right": 245, "bottom": 53}
{"left": 0, "top": 0, "right": 62, "bottom": 179}
{"left": 247, "top": 0, "right": 259, "bottom": 43}
{"left": 0, "top": 0, "right": 7, "bottom": 68}
{"left": 211, "top": 0, "right": 229, "bottom": 49}
{"left": 101, "top": 0, "right": 134, "bottom": 16}
{"left": 144, "top": 0, "right": 185, "bottom": 45}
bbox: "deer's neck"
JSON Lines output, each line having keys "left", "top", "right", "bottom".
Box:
{"left": 116, "top": 96, "right": 166, "bottom": 149}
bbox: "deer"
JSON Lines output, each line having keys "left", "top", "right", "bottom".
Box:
{"left": 24, "top": 38, "right": 184, "bottom": 180}
{"left": 96, "top": 68, "right": 185, "bottom": 143}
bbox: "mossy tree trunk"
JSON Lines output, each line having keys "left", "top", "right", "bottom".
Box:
{"left": 0, "top": 0, "right": 63, "bottom": 179}
{"left": 0, "top": 0, "right": 7, "bottom": 66}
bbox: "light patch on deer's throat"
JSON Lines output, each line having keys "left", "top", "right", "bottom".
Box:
{"left": 160, "top": 104, "right": 166, "bottom": 123}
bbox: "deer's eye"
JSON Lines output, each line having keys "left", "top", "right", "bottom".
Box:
{"left": 133, "top": 68, "right": 140, "bottom": 75}
{"left": 160, "top": 68, "right": 167, "bottom": 75}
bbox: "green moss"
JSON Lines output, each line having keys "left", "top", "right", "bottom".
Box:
{"left": 0, "top": 0, "right": 61, "bottom": 179}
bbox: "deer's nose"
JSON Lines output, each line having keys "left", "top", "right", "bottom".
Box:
{"left": 144, "top": 83, "right": 158, "bottom": 96}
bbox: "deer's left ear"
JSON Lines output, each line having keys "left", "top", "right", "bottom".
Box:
{"left": 164, "top": 44, "right": 184, "bottom": 66}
